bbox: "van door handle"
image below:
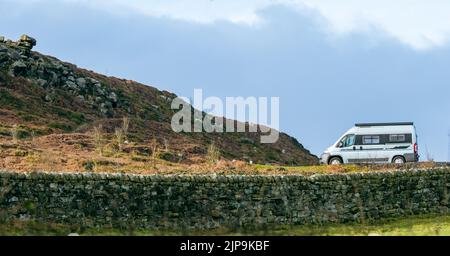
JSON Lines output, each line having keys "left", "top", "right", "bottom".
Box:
{"left": 360, "top": 146, "right": 363, "bottom": 150}
{"left": 353, "top": 146, "right": 356, "bottom": 150}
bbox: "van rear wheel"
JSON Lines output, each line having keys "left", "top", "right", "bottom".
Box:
{"left": 392, "top": 156, "right": 406, "bottom": 164}
{"left": 329, "top": 157, "right": 343, "bottom": 165}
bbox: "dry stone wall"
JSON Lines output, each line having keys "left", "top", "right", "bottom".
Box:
{"left": 0, "top": 169, "right": 449, "bottom": 230}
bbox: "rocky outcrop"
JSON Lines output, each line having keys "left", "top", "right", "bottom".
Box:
{"left": 17, "top": 35, "right": 36, "bottom": 50}
{"left": 0, "top": 35, "right": 122, "bottom": 116}
{"left": 0, "top": 34, "right": 36, "bottom": 55}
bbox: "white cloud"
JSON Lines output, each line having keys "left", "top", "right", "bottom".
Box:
{"left": 7, "top": 0, "right": 450, "bottom": 49}
{"left": 298, "top": 0, "right": 450, "bottom": 50}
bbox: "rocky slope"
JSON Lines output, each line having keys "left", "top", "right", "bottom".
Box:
{"left": 0, "top": 35, "right": 318, "bottom": 166}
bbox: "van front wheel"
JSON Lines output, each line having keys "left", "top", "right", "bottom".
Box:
{"left": 329, "top": 157, "right": 343, "bottom": 165}
{"left": 392, "top": 156, "right": 406, "bottom": 164}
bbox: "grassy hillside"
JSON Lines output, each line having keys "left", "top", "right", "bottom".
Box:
{"left": 0, "top": 35, "right": 317, "bottom": 172}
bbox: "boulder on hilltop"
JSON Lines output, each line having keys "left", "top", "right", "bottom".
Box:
{"left": 17, "top": 35, "right": 37, "bottom": 50}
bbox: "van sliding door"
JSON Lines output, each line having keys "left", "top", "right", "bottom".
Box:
{"left": 356, "top": 135, "right": 388, "bottom": 163}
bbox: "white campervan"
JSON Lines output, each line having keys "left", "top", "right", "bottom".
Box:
{"left": 320, "top": 122, "right": 419, "bottom": 165}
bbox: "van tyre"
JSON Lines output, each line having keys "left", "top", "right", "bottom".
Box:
{"left": 329, "top": 157, "right": 343, "bottom": 165}
{"left": 392, "top": 156, "right": 406, "bottom": 164}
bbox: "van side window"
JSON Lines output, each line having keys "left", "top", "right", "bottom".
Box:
{"left": 389, "top": 134, "right": 406, "bottom": 142}
{"left": 362, "top": 135, "right": 380, "bottom": 145}
{"left": 340, "top": 134, "right": 356, "bottom": 147}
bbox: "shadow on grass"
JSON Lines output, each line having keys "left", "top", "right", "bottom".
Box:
{"left": 1, "top": 213, "right": 450, "bottom": 236}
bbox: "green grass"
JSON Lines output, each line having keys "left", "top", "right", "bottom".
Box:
{"left": 263, "top": 214, "right": 450, "bottom": 236}
{"left": 2, "top": 214, "right": 450, "bottom": 236}
{"left": 251, "top": 162, "right": 442, "bottom": 175}
{"left": 0, "top": 89, "right": 24, "bottom": 109}
{"left": 252, "top": 163, "right": 374, "bottom": 175}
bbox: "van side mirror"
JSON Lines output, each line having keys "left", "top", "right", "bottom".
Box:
{"left": 338, "top": 142, "right": 344, "bottom": 148}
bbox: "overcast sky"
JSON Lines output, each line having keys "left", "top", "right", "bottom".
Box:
{"left": 2, "top": 0, "right": 450, "bottom": 160}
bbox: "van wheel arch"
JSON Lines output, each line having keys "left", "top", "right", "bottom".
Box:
{"left": 328, "top": 156, "right": 343, "bottom": 165}
{"left": 392, "top": 155, "right": 406, "bottom": 164}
